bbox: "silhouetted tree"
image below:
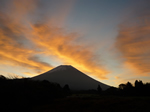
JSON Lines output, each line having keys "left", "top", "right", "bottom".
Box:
{"left": 135, "top": 80, "right": 143, "bottom": 88}
{"left": 125, "top": 82, "right": 133, "bottom": 89}
{"left": 119, "top": 84, "right": 126, "bottom": 90}
{"left": 97, "top": 85, "right": 102, "bottom": 93}
{"left": 118, "top": 82, "right": 134, "bottom": 96}
{"left": 135, "top": 80, "right": 138, "bottom": 87}
{"left": 63, "top": 84, "right": 70, "bottom": 91}
{"left": 0, "top": 75, "right": 7, "bottom": 80}
{"left": 145, "top": 83, "right": 150, "bottom": 88}
{"left": 63, "top": 84, "right": 71, "bottom": 95}
{"left": 134, "top": 80, "right": 144, "bottom": 95}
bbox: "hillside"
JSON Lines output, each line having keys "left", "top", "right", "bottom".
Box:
{"left": 32, "top": 65, "right": 110, "bottom": 90}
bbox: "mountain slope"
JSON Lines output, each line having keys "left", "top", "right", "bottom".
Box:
{"left": 32, "top": 65, "right": 110, "bottom": 90}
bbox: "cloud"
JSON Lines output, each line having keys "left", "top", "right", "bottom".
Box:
{"left": 0, "top": 0, "right": 109, "bottom": 79}
{"left": 0, "top": 1, "right": 52, "bottom": 74}
{"left": 116, "top": 1, "right": 150, "bottom": 75}
{"left": 23, "top": 72, "right": 36, "bottom": 77}
{"left": 30, "top": 23, "right": 108, "bottom": 79}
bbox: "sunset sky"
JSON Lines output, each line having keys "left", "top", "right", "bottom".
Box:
{"left": 0, "top": 0, "right": 150, "bottom": 87}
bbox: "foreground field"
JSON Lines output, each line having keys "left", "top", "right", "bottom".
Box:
{"left": 33, "top": 95, "right": 150, "bottom": 112}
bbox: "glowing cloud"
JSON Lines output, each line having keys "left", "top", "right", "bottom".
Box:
{"left": 0, "top": 0, "right": 109, "bottom": 79}
{"left": 0, "top": 0, "right": 52, "bottom": 74}
{"left": 116, "top": 6, "right": 150, "bottom": 75}
{"left": 30, "top": 24, "right": 108, "bottom": 79}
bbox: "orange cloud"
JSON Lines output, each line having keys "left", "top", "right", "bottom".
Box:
{"left": 116, "top": 15, "right": 150, "bottom": 75}
{"left": 30, "top": 24, "right": 108, "bottom": 79}
{"left": 0, "top": 32, "right": 52, "bottom": 73}
{"left": 23, "top": 72, "right": 37, "bottom": 77}
{"left": 0, "top": 0, "right": 109, "bottom": 79}
{"left": 0, "top": 5, "right": 52, "bottom": 74}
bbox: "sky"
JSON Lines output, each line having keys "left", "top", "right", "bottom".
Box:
{"left": 0, "top": 0, "right": 150, "bottom": 87}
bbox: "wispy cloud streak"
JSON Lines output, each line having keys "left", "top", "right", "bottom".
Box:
{"left": 0, "top": 0, "right": 52, "bottom": 74}
{"left": 116, "top": 1, "right": 150, "bottom": 75}
{"left": 30, "top": 24, "right": 108, "bottom": 79}
{"left": 0, "top": 0, "right": 108, "bottom": 78}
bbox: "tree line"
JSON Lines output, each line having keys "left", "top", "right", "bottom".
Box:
{"left": 102, "top": 80, "right": 150, "bottom": 96}
{"left": 117, "top": 80, "right": 150, "bottom": 96}
{"left": 1, "top": 74, "right": 150, "bottom": 111}
{"left": 0, "top": 75, "right": 71, "bottom": 111}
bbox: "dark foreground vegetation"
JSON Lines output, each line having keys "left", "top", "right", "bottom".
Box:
{"left": 0, "top": 75, "right": 150, "bottom": 112}
{"left": 104, "top": 80, "right": 150, "bottom": 96}
{"left": 0, "top": 75, "right": 70, "bottom": 112}
{"left": 33, "top": 95, "right": 150, "bottom": 112}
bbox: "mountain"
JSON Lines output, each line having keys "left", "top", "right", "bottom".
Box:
{"left": 32, "top": 65, "right": 110, "bottom": 90}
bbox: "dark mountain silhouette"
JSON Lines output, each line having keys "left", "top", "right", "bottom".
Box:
{"left": 32, "top": 65, "right": 110, "bottom": 90}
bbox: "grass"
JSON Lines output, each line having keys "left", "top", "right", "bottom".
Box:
{"left": 32, "top": 94, "right": 150, "bottom": 112}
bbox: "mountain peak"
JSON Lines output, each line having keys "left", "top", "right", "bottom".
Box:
{"left": 32, "top": 65, "right": 110, "bottom": 90}
{"left": 47, "top": 65, "right": 73, "bottom": 74}
{"left": 59, "top": 65, "right": 72, "bottom": 67}
{"left": 58, "top": 65, "right": 73, "bottom": 68}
